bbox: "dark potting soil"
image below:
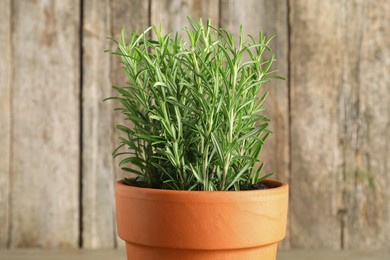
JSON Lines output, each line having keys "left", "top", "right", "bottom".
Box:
{"left": 240, "top": 183, "right": 269, "bottom": 190}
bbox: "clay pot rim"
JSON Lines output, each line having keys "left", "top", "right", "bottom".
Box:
{"left": 117, "top": 179, "right": 288, "bottom": 197}
{"left": 116, "top": 179, "right": 289, "bottom": 249}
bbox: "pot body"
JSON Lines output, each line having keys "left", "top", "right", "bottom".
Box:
{"left": 116, "top": 180, "right": 288, "bottom": 260}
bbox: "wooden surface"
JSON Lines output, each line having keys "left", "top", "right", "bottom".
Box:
{"left": 82, "top": 0, "right": 116, "bottom": 249}
{"left": 341, "top": 0, "right": 390, "bottom": 249}
{"left": 151, "top": 0, "right": 219, "bottom": 34}
{"left": 9, "top": 0, "right": 80, "bottom": 248}
{"left": 0, "top": 0, "right": 389, "bottom": 250}
{"left": 0, "top": 249, "right": 388, "bottom": 260}
{"left": 0, "top": 0, "right": 11, "bottom": 248}
{"left": 290, "top": 0, "right": 390, "bottom": 249}
{"left": 289, "top": 0, "right": 344, "bottom": 249}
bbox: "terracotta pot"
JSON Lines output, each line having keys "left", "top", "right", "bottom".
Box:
{"left": 116, "top": 179, "right": 288, "bottom": 260}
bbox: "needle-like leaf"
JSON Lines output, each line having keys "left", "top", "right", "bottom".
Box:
{"left": 107, "top": 18, "right": 284, "bottom": 190}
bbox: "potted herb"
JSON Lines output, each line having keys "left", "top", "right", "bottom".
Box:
{"left": 107, "top": 18, "right": 288, "bottom": 260}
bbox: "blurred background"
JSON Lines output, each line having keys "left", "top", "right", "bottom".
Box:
{"left": 0, "top": 0, "right": 389, "bottom": 253}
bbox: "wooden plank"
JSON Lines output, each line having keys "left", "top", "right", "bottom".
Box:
{"left": 110, "top": 0, "right": 150, "bottom": 248}
{"left": 10, "top": 0, "right": 80, "bottom": 248}
{"left": 220, "top": 0, "right": 290, "bottom": 248}
{"left": 151, "top": 0, "right": 219, "bottom": 34}
{"left": 342, "top": 0, "right": 390, "bottom": 249}
{"left": 82, "top": 0, "right": 116, "bottom": 249}
{"left": 0, "top": 0, "right": 11, "bottom": 248}
{"left": 289, "top": 0, "right": 344, "bottom": 249}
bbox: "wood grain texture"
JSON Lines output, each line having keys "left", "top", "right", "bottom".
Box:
{"left": 110, "top": 0, "right": 151, "bottom": 248}
{"left": 220, "top": 0, "right": 290, "bottom": 248}
{"left": 341, "top": 0, "right": 390, "bottom": 249}
{"left": 289, "top": 0, "right": 345, "bottom": 249}
{"left": 0, "top": 0, "right": 11, "bottom": 248}
{"left": 151, "top": 0, "right": 219, "bottom": 34}
{"left": 10, "top": 0, "right": 80, "bottom": 248}
{"left": 290, "top": 0, "right": 390, "bottom": 249}
{"left": 82, "top": 0, "right": 116, "bottom": 249}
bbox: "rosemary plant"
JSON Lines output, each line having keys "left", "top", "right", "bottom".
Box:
{"left": 107, "top": 18, "right": 284, "bottom": 191}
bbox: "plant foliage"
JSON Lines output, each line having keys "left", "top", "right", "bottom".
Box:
{"left": 106, "top": 18, "right": 284, "bottom": 191}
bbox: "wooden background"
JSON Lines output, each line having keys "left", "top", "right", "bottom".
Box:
{"left": 0, "top": 0, "right": 389, "bottom": 250}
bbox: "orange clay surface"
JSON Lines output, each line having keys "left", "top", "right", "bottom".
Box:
{"left": 116, "top": 179, "right": 289, "bottom": 260}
